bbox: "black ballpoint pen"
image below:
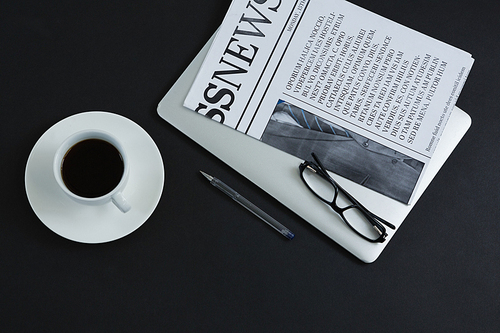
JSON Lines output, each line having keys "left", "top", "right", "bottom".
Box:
{"left": 200, "top": 171, "right": 295, "bottom": 240}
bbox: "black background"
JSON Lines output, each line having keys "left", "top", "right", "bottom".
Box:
{"left": 2, "top": 1, "right": 499, "bottom": 332}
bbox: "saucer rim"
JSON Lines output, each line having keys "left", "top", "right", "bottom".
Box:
{"left": 25, "top": 111, "right": 165, "bottom": 244}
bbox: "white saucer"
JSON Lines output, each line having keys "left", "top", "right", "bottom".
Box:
{"left": 25, "top": 111, "right": 165, "bottom": 243}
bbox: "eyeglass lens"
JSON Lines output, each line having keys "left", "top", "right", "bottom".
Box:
{"left": 302, "top": 166, "right": 335, "bottom": 202}
{"left": 302, "top": 165, "right": 383, "bottom": 241}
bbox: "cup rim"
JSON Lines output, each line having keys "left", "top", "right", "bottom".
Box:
{"left": 53, "top": 129, "right": 129, "bottom": 202}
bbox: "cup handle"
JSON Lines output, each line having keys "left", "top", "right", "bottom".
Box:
{"left": 112, "top": 192, "right": 131, "bottom": 213}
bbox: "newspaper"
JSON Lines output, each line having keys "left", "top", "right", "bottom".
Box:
{"left": 184, "top": 0, "right": 474, "bottom": 204}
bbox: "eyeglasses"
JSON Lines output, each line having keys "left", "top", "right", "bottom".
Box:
{"left": 299, "top": 153, "right": 395, "bottom": 243}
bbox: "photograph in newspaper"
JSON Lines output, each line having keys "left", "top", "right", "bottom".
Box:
{"left": 261, "top": 100, "right": 424, "bottom": 203}
{"left": 183, "top": 0, "right": 474, "bottom": 203}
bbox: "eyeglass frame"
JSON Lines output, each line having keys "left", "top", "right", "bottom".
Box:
{"left": 299, "top": 153, "right": 396, "bottom": 243}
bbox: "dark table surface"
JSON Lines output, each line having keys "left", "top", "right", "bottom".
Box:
{"left": 2, "top": 1, "right": 498, "bottom": 332}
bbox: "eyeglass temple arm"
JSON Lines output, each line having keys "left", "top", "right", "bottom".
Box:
{"left": 310, "top": 153, "right": 396, "bottom": 230}
{"left": 337, "top": 179, "right": 396, "bottom": 230}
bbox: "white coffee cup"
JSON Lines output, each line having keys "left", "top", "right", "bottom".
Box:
{"left": 53, "top": 130, "right": 131, "bottom": 213}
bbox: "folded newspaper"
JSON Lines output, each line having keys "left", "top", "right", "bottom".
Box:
{"left": 184, "top": 0, "right": 474, "bottom": 204}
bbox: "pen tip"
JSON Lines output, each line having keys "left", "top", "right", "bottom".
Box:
{"left": 200, "top": 170, "right": 213, "bottom": 181}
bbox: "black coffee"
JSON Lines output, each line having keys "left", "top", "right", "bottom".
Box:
{"left": 61, "top": 139, "right": 124, "bottom": 198}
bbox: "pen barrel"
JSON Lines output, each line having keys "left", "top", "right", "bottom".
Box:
{"left": 237, "top": 196, "right": 295, "bottom": 240}
{"left": 212, "top": 179, "right": 239, "bottom": 198}
{"left": 211, "top": 178, "right": 294, "bottom": 240}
